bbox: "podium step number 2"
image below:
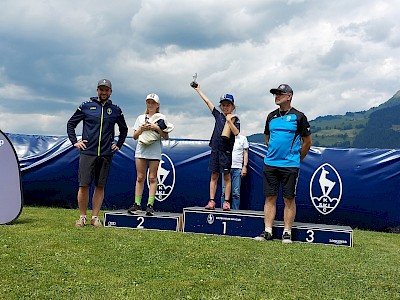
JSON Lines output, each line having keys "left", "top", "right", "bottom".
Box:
{"left": 104, "top": 211, "right": 182, "bottom": 232}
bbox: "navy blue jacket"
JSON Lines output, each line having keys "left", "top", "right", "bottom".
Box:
{"left": 67, "top": 97, "right": 128, "bottom": 156}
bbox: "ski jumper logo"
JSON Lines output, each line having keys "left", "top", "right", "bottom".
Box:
{"left": 309, "top": 163, "right": 342, "bottom": 215}
{"left": 147, "top": 153, "right": 175, "bottom": 202}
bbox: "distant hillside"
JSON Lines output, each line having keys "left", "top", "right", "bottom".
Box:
{"left": 247, "top": 90, "right": 400, "bottom": 149}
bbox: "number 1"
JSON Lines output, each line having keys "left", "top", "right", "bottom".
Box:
{"left": 222, "top": 221, "right": 227, "bottom": 234}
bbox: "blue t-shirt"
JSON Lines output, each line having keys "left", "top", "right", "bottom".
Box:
{"left": 209, "top": 107, "right": 240, "bottom": 152}
{"left": 263, "top": 107, "right": 311, "bottom": 168}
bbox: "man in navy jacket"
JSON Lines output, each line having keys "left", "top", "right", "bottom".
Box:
{"left": 67, "top": 79, "right": 128, "bottom": 227}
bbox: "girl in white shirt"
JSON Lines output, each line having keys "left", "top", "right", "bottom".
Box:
{"left": 127, "top": 93, "right": 171, "bottom": 216}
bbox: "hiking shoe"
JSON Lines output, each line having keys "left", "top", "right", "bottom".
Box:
{"left": 146, "top": 204, "right": 154, "bottom": 216}
{"left": 127, "top": 203, "right": 141, "bottom": 215}
{"left": 91, "top": 218, "right": 103, "bottom": 228}
{"left": 75, "top": 216, "right": 86, "bottom": 227}
{"left": 254, "top": 231, "right": 273, "bottom": 241}
{"left": 222, "top": 201, "right": 231, "bottom": 211}
{"left": 205, "top": 200, "right": 216, "bottom": 210}
{"left": 282, "top": 232, "right": 293, "bottom": 244}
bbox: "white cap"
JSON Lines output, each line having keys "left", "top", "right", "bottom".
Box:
{"left": 146, "top": 93, "right": 160, "bottom": 103}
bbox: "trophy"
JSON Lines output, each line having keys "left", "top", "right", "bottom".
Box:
{"left": 221, "top": 117, "right": 236, "bottom": 139}
{"left": 190, "top": 73, "right": 198, "bottom": 88}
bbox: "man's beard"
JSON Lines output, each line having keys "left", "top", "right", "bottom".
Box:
{"left": 99, "top": 95, "right": 110, "bottom": 103}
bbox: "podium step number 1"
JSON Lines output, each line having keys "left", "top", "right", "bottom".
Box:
{"left": 182, "top": 207, "right": 353, "bottom": 247}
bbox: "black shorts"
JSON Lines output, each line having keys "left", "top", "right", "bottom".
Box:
{"left": 263, "top": 164, "right": 299, "bottom": 199}
{"left": 208, "top": 149, "right": 232, "bottom": 174}
{"left": 78, "top": 154, "right": 113, "bottom": 187}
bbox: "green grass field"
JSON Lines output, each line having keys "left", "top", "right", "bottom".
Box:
{"left": 1, "top": 207, "right": 399, "bottom": 300}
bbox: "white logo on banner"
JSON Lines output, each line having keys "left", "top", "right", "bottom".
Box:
{"left": 207, "top": 214, "right": 215, "bottom": 224}
{"left": 0, "top": 140, "right": 4, "bottom": 147}
{"left": 309, "top": 163, "right": 342, "bottom": 215}
{"left": 147, "top": 153, "right": 175, "bottom": 202}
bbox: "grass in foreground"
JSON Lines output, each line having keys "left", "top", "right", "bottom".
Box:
{"left": 0, "top": 207, "right": 399, "bottom": 300}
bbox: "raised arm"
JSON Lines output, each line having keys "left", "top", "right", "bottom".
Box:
{"left": 192, "top": 83, "right": 215, "bottom": 112}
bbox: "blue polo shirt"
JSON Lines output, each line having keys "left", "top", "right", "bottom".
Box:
{"left": 264, "top": 107, "right": 311, "bottom": 168}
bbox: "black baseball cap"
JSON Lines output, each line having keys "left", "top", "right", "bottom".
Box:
{"left": 97, "top": 79, "right": 112, "bottom": 89}
{"left": 270, "top": 84, "right": 293, "bottom": 95}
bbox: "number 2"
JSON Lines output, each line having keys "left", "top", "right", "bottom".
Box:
{"left": 137, "top": 216, "right": 144, "bottom": 229}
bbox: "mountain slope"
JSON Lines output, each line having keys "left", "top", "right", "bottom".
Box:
{"left": 247, "top": 90, "right": 400, "bottom": 149}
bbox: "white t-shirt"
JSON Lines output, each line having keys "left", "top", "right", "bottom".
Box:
{"left": 133, "top": 114, "right": 162, "bottom": 160}
{"left": 231, "top": 135, "right": 249, "bottom": 168}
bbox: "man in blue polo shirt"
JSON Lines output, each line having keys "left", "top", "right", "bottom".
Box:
{"left": 255, "top": 84, "right": 312, "bottom": 243}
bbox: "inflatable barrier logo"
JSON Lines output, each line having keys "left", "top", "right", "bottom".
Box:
{"left": 207, "top": 214, "right": 215, "bottom": 224}
{"left": 147, "top": 153, "right": 176, "bottom": 202}
{"left": 309, "top": 163, "right": 342, "bottom": 215}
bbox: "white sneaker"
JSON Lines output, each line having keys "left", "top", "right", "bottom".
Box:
{"left": 90, "top": 217, "right": 102, "bottom": 228}
{"left": 75, "top": 216, "right": 86, "bottom": 227}
{"left": 282, "top": 232, "right": 293, "bottom": 244}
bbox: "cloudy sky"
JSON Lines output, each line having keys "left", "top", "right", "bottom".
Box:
{"left": 1, "top": 0, "right": 399, "bottom": 140}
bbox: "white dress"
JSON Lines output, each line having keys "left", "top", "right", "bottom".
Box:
{"left": 133, "top": 114, "right": 162, "bottom": 160}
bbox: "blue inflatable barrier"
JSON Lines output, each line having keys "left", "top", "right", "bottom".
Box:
{"left": 6, "top": 133, "right": 400, "bottom": 232}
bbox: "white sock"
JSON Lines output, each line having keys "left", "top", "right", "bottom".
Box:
{"left": 80, "top": 215, "right": 86, "bottom": 219}
{"left": 92, "top": 216, "right": 98, "bottom": 220}
{"left": 283, "top": 229, "right": 291, "bottom": 234}
{"left": 264, "top": 227, "right": 272, "bottom": 234}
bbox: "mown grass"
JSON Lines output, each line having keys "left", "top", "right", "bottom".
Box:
{"left": 0, "top": 207, "right": 399, "bottom": 300}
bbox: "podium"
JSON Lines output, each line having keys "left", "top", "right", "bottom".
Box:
{"left": 103, "top": 207, "right": 353, "bottom": 247}
{"left": 104, "top": 210, "right": 182, "bottom": 232}
{"left": 182, "top": 207, "right": 353, "bottom": 247}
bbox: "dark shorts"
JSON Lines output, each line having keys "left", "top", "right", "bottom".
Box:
{"left": 78, "top": 154, "right": 113, "bottom": 187}
{"left": 263, "top": 164, "right": 299, "bottom": 199}
{"left": 208, "top": 149, "right": 232, "bottom": 174}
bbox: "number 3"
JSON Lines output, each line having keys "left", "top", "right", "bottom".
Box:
{"left": 306, "top": 229, "right": 314, "bottom": 242}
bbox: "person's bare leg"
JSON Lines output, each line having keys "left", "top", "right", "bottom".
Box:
{"left": 223, "top": 172, "right": 231, "bottom": 201}
{"left": 264, "top": 195, "right": 278, "bottom": 228}
{"left": 91, "top": 186, "right": 105, "bottom": 217}
{"left": 148, "top": 160, "right": 160, "bottom": 199}
{"left": 205, "top": 172, "right": 219, "bottom": 208}
{"left": 209, "top": 171, "right": 219, "bottom": 201}
{"left": 77, "top": 186, "right": 90, "bottom": 216}
{"left": 283, "top": 197, "right": 296, "bottom": 231}
{"left": 135, "top": 158, "right": 148, "bottom": 200}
